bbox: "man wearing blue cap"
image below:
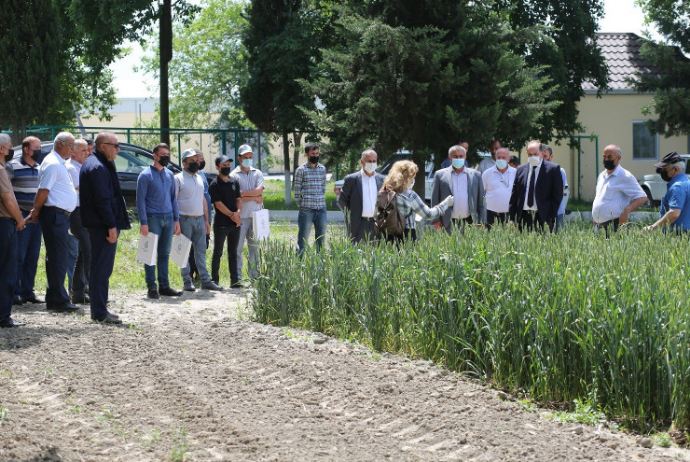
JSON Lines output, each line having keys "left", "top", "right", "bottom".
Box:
{"left": 645, "top": 151, "right": 690, "bottom": 233}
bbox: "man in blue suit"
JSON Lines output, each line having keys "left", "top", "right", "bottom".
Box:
{"left": 509, "top": 140, "right": 563, "bottom": 232}
{"left": 338, "top": 149, "right": 385, "bottom": 243}
{"left": 79, "top": 132, "right": 131, "bottom": 324}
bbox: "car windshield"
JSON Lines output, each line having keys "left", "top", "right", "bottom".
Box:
{"left": 113, "top": 149, "right": 152, "bottom": 174}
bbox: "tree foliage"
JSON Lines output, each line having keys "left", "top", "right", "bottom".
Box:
{"left": 495, "top": 0, "right": 609, "bottom": 141}
{"left": 307, "top": 0, "right": 559, "bottom": 166}
{"left": 635, "top": 0, "right": 690, "bottom": 136}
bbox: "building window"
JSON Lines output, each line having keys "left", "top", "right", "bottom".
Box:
{"left": 632, "top": 121, "right": 658, "bottom": 160}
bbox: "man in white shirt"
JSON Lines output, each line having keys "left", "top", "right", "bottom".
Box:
{"left": 231, "top": 144, "right": 265, "bottom": 279}
{"left": 338, "top": 149, "right": 385, "bottom": 243}
{"left": 431, "top": 145, "right": 484, "bottom": 233}
{"left": 65, "top": 138, "right": 92, "bottom": 304}
{"left": 592, "top": 144, "right": 647, "bottom": 237}
{"left": 29, "top": 132, "right": 79, "bottom": 312}
{"left": 175, "top": 149, "right": 223, "bottom": 292}
{"left": 482, "top": 148, "right": 516, "bottom": 230}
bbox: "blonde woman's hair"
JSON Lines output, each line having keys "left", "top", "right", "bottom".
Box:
{"left": 381, "top": 160, "right": 418, "bottom": 193}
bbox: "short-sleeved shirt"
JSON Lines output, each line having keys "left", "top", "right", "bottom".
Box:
{"left": 558, "top": 168, "right": 568, "bottom": 216}
{"left": 661, "top": 173, "right": 690, "bottom": 232}
{"left": 209, "top": 176, "right": 242, "bottom": 228}
{"left": 482, "top": 165, "right": 516, "bottom": 213}
{"left": 0, "top": 164, "right": 14, "bottom": 218}
{"left": 37, "top": 151, "right": 78, "bottom": 212}
{"left": 230, "top": 166, "right": 265, "bottom": 219}
{"left": 175, "top": 170, "right": 205, "bottom": 217}
{"left": 592, "top": 165, "right": 646, "bottom": 223}
{"left": 6, "top": 157, "right": 40, "bottom": 212}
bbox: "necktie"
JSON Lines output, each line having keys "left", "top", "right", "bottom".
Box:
{"left": 527, "top": 166, "right": 536, "bottom": 208}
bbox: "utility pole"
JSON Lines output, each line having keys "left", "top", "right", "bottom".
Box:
{"left": 160, "top": 0, "right": 172, "bottom": 145}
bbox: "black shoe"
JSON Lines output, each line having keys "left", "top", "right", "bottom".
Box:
{"left": 47, "top": 302, "right": 80, "bottom": 312}
{"left": 72, "top": 295, "right": 90, "bottom": 304}
{"left": 230, "top": 282, "right": 246, "bottom": 289}
{"left": 159, "top": 287, "right": 182, "bottom": 297}
{"left": 0, "top": 317, "right": 26, "bottom": 328}
{"left": 147, "top": 289, "right": 160, "bottom": 299}
{"left": 24, "top": 295, "right": 45, "bottom": 304}
{"left": 92, "top": 314, "right": 122, "bottom": 325}
{"left": 12, "top": 296, "right": 24, "bottom": 306}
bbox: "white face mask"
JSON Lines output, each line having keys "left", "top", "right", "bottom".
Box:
{"left": 495, "top": 159, "right": 508, "bottom": 169}
{"left": 528, "top": 156, "right": 540, "bottom": 167}
{"left": 364, "top": 162, "right": 377, "bottom": 174}
{"left": 451, "top": 158, "right": 465, "bottom": 169}
{"left": 409, "top": 180, "right": 415, "bottom": 189}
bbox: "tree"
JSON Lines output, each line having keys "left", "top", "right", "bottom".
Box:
{"left": 495, "top": 0, "right": 609, "bottom": 141}
{"left": 634, "top": 0, "right": 690, "bottom": 136}
{"left": 0, "top": 0, "right": 64, "bottom": 142}
{"left": 241, "top": 0, "right": 333, "bottom": 206}
{"left": 307, "top": 0, "right": 558, "bottom": 189}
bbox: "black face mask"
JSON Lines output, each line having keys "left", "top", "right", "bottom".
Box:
{"left": 4, "top": 148, "right": 14, "bottom": 162}
{"left": 220, "top": 166, "right": 231, "bottom": 176}
{"left": 308, "top": 155, "right": 320, "bottom": 165}
{"left": 158, "top": 156, "right": 171, "bottom": 167}
{"left": 187, "top": 162, "right": 200, "bottom": 173}
{"left": 199, "top": 160, "right": 206, "bottom": 170}
{"left": 603, "top": 159, "right": 615, "bottom": 171}
{"left": 31, "top": 149, "right": 41, "bottom": 163}
{"left": 661, "top": 169, "right": 673, "bottom": 182}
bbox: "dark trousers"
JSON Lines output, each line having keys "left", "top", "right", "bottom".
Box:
{"left": 15, "top": 209, "right": 42, "bottom": 299}
{"left": 211, "top": 226, "right": 241, "bottom": 284}
{"left": 517, "top": 210, "right": 554, "bottom": 233}
{"left": 0, "top": 218, "right": 18, "bottom": 322}
{"left": 88, "top": 228, "right": 118, "bottom": 320}
{"left": 352, "top": 217, "right": 378, "bottom": 243}
{"left": 40, "top": 207, "right": 71, "bottom": 305}
{"left": 70, "top": 207, "right": 91, "bottom": 297}
{"left": 188, "top": 234, "right": 210, "bottom": 279}
{"left": 598, "top": 218, "right": 619, "bottom": 239}
{"left": 385, "top": 228, "right": 417, "bottom": 245}
{"left": 486, "top": 210, "right": 508, "bottom": 231}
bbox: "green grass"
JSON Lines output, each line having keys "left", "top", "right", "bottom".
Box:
{"left": 250, "top": 223, "right": 690, "bottom": 431}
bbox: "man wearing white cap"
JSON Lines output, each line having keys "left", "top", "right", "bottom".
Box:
{"left": 230, "top": 144, "right": 264, "bottom": 280}
{"left": 175, "top": 149, "right": 223, "bottom": 292}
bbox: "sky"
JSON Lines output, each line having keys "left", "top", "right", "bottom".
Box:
{"left": 110, "top": 0, "right": 653, "bottom": 99}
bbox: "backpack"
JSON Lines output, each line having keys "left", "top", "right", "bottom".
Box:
{"left": 375, "top": 189, "right": 405, "bottom": 236}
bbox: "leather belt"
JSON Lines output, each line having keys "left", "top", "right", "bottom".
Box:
{"left": 44, "top": 206, "right": 71, "bottom": 217}
{"left": 180, "top": 215, "right": 203, "bottom": 219}
{"left": 362, "top": 217, "right": 375, "bottom": 221}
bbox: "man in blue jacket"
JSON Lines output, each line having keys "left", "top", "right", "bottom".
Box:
{"left": 80, "top": 132, "right": 131, "bottom": 324}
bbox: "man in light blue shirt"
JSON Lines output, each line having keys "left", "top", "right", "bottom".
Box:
{"left": 29, "top": 132, "right": 79, "bottom": 312}
{"left": 645, "top": 151, "right": 690, "bottom": 233}
{"left": 136, "top": 143, "right": 182, "bottom": 299}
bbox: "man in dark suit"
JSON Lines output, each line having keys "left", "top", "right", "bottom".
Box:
{"left": 79, "top": 132, "right": 131, "bottom": 324}
{"left": 338, "top": 149, "right": 385, "bottom": 243}
{"left": 509, "top": 140, "right": 563, "bottom": 232}
{"left": 431, "top": 145, "right": 484, "bottom": 233}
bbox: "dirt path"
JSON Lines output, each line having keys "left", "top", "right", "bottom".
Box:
{"left": 1, "top": 290, "right": 688, "bottom": 462}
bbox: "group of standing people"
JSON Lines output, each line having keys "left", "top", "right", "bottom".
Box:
{"left": 0, "top": 131, "right": 265, "bottom": 328}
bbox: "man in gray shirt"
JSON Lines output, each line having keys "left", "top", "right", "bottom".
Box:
{"left": 231, "top": 144, "right": 264, "bottom": 280}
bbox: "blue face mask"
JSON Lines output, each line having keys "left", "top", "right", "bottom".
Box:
{"left": 495, "top": 159, "right": 508, "bottom": 169}
{"left": 242, "top": 158, "right": 253, "bottom": 168}
{"left": 451, "top": 158, "right": 465, "bottom": 169}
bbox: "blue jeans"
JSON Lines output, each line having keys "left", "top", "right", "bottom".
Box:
{"left": 144, "top": 215, "right": 174, "bottom": 290}
{"left": 40, "top": 207, "right": 71, "bottom": 305}
{"left": 297, "top": 207, "right": 327, "bottom": 253}
{"left": 0, "top": 218, "right": 18, "bottom": 321}
{"left": 555, "top": 213, "right": 565, "bottom": 233}
{"left": 179, "top": 216, "right": 211, "bottom": 284}
{"left": 15, "top": 209, "right": 42, "bottom": 299}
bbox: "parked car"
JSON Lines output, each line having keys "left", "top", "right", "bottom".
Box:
{"left": 637, "top": 154, "right": 690, "bottom": 206}
{"left": 11, "top": 141, "right": 183, "bottom": 206}
{"left": 333, "top": 151, "right": 435, "bottom": 203}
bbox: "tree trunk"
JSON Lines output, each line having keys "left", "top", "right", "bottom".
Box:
{"left": 292, "top": 131, "right": 301, "bottom": 174}
{"left": 159, "top": 0, "right": 172, "bottom": 146}
{"left": 283, "top": 130, "right": 292, "bottom": 208}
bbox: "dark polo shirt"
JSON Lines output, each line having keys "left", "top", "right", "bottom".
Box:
{"left": 209, "top": 176, "right": 242, "bottom": 228}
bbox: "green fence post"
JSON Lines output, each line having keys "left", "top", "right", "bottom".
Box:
{"left": 178, "top": 133, "right": 182, "bottom": 164}
{"left": 257, "top": 131, "right": 262, "bottom": 170}
{"left": 234, "top": 130, "right": 239, "bottom": 165}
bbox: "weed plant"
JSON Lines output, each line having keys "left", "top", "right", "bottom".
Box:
{"left": 251, "top": 223, "right": 690, "bottom": 430}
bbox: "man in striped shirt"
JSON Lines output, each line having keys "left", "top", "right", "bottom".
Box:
{"left": 294, "top": 143, "right": 327, "bottom": 254}
{"left": 6, "top": 136, "right": 44, "bottom": 306}
{"left": 231, "top": 144, "right": 264, "bottom": 280}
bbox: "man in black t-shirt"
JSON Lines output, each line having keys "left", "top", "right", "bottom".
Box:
{"left": 209, "top": 155, "right": 243, "bottom": 288}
